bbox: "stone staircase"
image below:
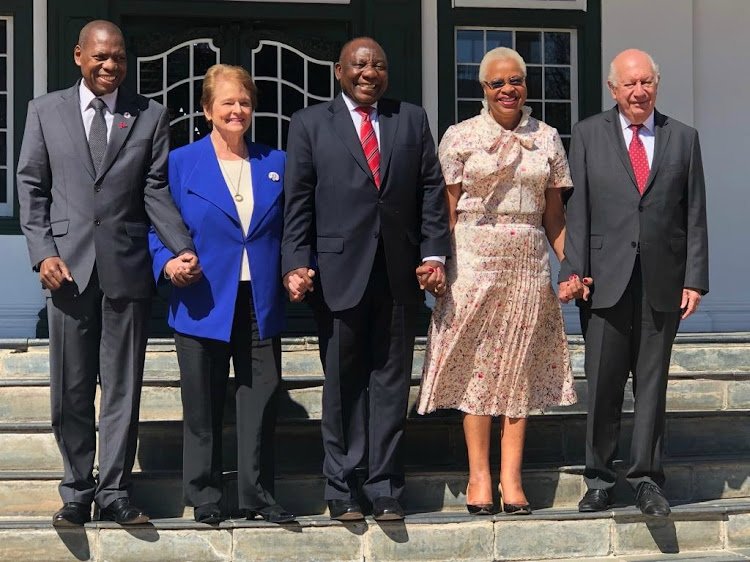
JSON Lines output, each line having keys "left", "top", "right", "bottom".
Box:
{"left": 0, "top": 334, "right": 749, "bottom": 561}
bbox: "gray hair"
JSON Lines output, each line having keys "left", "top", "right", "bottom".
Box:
{"left": 478, "top": 47, "right": 527, "bottom": 83}
{"left": 607, "top": 50, "right": 660, "bottom": 86}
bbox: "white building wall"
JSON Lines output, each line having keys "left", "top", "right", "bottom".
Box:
{"left": 0, "top": 235, "right": 45, "bottom": 338}
{"left": 601, "top": 0, "right": 749, "bottom": 331}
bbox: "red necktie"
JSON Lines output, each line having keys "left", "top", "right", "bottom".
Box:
{"left": 628, "top": 124, "right": 650, "bottom": 195}
{"left": 355, "top": 106, "right": 380, "bottom": 189}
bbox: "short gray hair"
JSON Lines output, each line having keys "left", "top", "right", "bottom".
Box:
{"left": 478, "top": 47, "right": 527, "bottom": 83}
{"left": 607, "top": 50, "right": 660, "bottom": 86}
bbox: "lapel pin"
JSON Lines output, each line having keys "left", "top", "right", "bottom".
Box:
{"left": 123, "top": 112, "right": 132, "bottom": 119}
{"left": 119, "top": 122, "right": 128, "bottom": 129}
{"left": 268, "top": 172, "right": 280, "bottom": 182}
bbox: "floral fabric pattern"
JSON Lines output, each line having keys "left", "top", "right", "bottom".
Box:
{"left": 417, "top": 106, "right": 577, "bottom": 418}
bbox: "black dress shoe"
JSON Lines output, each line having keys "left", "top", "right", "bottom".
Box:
{"left": 578, "top": 489, "right": 614, "bottom": 512}
{"left": 99, "top": 498, "right": 149, "bottom": 525}
{"left": 372, "top": 496, "right": 404, "bottom": 521}
{"left": 53, "top": 502, "right": 91, "bottom": 527}
{"left": 194, "top": 503, "right": 223, "bottom": 524}
{"left": 328, "top": 499, "right": 364, "bottom": 521}
{"left": 635, "top": 482, "right": 671, "bottom": 517}
{"left": 247, "top": 504, "right": 296, "bottom": 524}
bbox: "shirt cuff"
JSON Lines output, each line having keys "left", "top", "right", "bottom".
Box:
{"left": 422, "top": 256, "right": 446, "bottom": 265}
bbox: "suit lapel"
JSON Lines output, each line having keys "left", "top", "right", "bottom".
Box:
{"left": 642, "top": 110, "right": 671, "bottom": 196}
{"left": 184, "top": 136, "right": 241, "bottom": 226}
{"left": 604, "top": 106, "right": 638, "bottom": 190}
{"left": 330, "top": 95, "right": 375, "bottom": 184}
{"left": 57, "top": 83, "right": 96, "bottom": 180}
{"left": 97, "top": 88, "right": 139, "bottom": 182}
{"left": 247, "top": 142, "right": 283, "bottom": 239}
{"left": 377, "top": 99, "right": 399, "bottom": 191}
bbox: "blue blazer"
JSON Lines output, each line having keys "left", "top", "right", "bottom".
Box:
{"left": 149, "top": 135, "right": 286, "bottom": 342}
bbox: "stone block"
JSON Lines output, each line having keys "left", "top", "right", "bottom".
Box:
{"left": 495, "top": 518, "right": 611, "bottom": 560}
{"left": 0, "top": 432, "right": 61, "bottom": 471}
{"left": 666, "top": 380, "right": 724, "bottom": 411}
{"left": 0, "top": 350, "right": 49, "bottom": 379}
{"left": 281, "top": 351, "right": 324, "bottom": 377}
{"left": 130, "top": 477, "right": 189, "bottom": 519}
{"left": 0, "top": 480, "right": 61, "bottom": 516}
{"left": 666, "top": 415, "right": 750, "bottom": 457}
{"left": 233, "top": 524, "right": 363, "bottom": 562}
{"left": 693, "top": 462, "right": 750, "bottom": 501}
{"left": 727, "top": 380, "right": 750, "bottom": 410}
{"left": 670, "top": 345, "right": 750, "bottom": 373}
{"left": 98, "top": 528, "right": 231, "bottom": 562}
{"left": 727, "top": 513, "right": 750, "bottom": 548}
{"left": 614, "top": 518, "right": 722, "bottom": 555}
{"left": 661, "top": 464, "right": 694, "bottom": 502}
{"left": 281, "top": 387, "right": 322, "bottom": 419}
{"left": 0, "top": 386, "right": 50, "bottom": 422}
{"left": 138, "top": 386, "right": 184, "bottom": 422}
{"left": 524, "top": 470, "right": 584, "bottom": 509}
{"left": 367, "top": 520, "right": 493, "bottom": 561}
{"left": 0, "top": 528, "right": 98, "bottom": 562}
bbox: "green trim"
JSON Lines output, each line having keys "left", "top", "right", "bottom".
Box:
{"left": 0, "top": 0, "right": 33, "bottom": 234}
{"left": 437, "top": 0, "right": 601, "bottom": 139}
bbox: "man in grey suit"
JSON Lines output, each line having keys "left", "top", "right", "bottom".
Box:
{"left": 559, "top": 49, "right": 708, "bottom": 517}
{"left": 17, "top": 20, "right": 200, "bottom": 526}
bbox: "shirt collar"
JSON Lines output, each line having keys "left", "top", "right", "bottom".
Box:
{"left": 618, "top": 109, "right": 655, "bottom": 135}
{"left": 342, "top": 93, "right": 378, "bottom": 114}
{"left": 79, "top": 81, "right": 118, "bottom": 114}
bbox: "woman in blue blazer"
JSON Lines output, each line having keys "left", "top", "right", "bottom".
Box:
{"left": 149, "top": 64, "right": 292, "bottom": 524}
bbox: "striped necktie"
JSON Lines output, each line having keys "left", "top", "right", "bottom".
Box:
{"left": 355, "top": 106, "right": 380, "bottom": 189}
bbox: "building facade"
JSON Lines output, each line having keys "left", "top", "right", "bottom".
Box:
{"left": 0, "top": 0, "right": 747, "bottom": 337}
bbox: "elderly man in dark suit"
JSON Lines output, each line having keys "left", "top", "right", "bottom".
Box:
{"left": 559, "top": 49, "right": 708, "bottom": 517}
{"left": 17, "top": 20, "right": 200, "bottom": 526}
{"left": 281, "top": 37, "right": 450, "bottom": 521}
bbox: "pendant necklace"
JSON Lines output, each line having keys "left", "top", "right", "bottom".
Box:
{"left": 218, "top": 156, "right": 246, "bottom": 202}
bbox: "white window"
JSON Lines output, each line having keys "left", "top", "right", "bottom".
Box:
{"left": 137, "top": 39, "right": 221, "bottom": 148}
{"left": 453, "top": 0, "right": 586, "bottom": 10}
{"left": 455, "top": 26, "right": 577, "bottom": 149}
{"left": 0, "top": 16, "right": 13, "bottom": 217}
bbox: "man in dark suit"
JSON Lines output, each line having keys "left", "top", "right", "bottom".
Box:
{"left": 17, "top": 20, "right": 200, "bottom": 526}
{"left": 281, "top": 37, "right": 450, "bottom": 521}
{"left": 559, "top": 49, "right": 708, "bottom": 517}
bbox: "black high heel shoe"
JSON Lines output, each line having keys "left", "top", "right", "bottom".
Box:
{"left": 465, "top": 484, "right": 496, "bottom": 515}
{"left": 247, "top": 504, "right": 296, "bottom": 524}
{"left": 499, "top": 483, "right": 531, "bottom": 515}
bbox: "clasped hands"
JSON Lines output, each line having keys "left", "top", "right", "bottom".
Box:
{"left": 416, "top": 260, "right": 447, "bottom": 297}
{"left": 164, "top": 252, "right": 203, "bottom": 288}
{"left": 558, "top": 274, "right": 593, "bottom": 304}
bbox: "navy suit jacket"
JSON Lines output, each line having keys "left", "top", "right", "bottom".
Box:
{"left": 149, "top": 136, "right": 286, "bottom": 341}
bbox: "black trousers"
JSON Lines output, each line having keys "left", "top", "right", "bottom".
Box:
{"left": 315, "top": 245, "right": 417, "bottom": 502}
{"left": 175, "top": 282, "right": 281, "bottom": 510}
{"left": 47, "top": 267, "right": 151, "bottom": 507}
{"left": 580, "top": 256, "right": 680, "bottom": 490}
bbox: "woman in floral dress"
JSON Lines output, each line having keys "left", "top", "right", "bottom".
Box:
{"left": 417, "top": 47, "right": 577, "bottom": 515}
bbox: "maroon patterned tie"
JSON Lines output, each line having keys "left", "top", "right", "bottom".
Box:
{"left": 628, "top": 124, "right": 649, "bottom": 195}
{"left": 355, "top": 106, "right": 380, "bottom": 189}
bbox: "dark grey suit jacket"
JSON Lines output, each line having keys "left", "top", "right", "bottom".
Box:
{"left": 17, "top": 81, "right": 193, "bottom": 299}
{"left": 281, "top": 94, "right": 450, "bottom": 311}
{"left": 560, "top": 106, "right": 709, "bottom": 311}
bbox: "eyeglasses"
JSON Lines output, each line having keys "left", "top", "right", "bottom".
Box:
{"left": 482, "top": 77, "right": 525, "bottom": 90}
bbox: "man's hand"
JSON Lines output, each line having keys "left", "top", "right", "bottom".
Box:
{"left": 681, "top": 288, "right": 702, "bottom": 320}
{"left": 165, "top": 252, "right": 203, "bottom": 288}
{"left": 558, "top": 275, "right": 593, "bottom": 303}
{"left": 39, "top": 257, "right": 74, "bottom": 291}
{"left": 283, "top": 267, "right": 316, "bottom": 302}
{"left": 416, "top": 260, "right": 446, "bottom": 296}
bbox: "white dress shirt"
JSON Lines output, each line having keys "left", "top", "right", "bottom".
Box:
{"left": 618, "top": 110, "right": 655, "bottom": 166}
{"left": 79, "top": 82, "right": 117, "bottom": 141}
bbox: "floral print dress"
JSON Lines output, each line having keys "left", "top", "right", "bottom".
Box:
{"left": 417, "top": 106, "right": 577, "bottom": 418}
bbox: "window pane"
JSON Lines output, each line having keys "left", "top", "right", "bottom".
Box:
{"left": 254, "top": 116, "right": 278, "bottom": 148}
{"left": 139, "top": 59, "right": 163, "bottom": 95}
{"left": 457, "top": 30, "right": 484, "bottom": 64}
{"left": 526, "top": 66, "right": 542, "bottom": 100}
{"left": 527, "top": 101, "right": 543, "bottom": 121}
{"left": 545, "top": 102, "right": 571, "bottom": 134}
{"left": 282, "top": 84, "right": 304, "bottom": 117}
{"left": 545, "top": 67, "right": 570, "bottom": 100}
{"left": 281, "top": 119, "right": 289, "bottom": 150}
{"left": 255, "top": 79, "right": 278, "bottom": 114}
{"left": 254, "top": 45, "right": 277, "bottom": 78}
{"left": 0, "top": 132, "right": 5, "bottom": 165}
{"left": 194, "top": 115, "right": 210, "bottom": 140}
{"left": 0, "top": 57, "right": 6, "bottom": 91}
{"left": 307, "top": 61, "right": 331, "bottom": 98}
{"left": 193, "top": 80, "right": 204, "bottom": 113}
{"left": 516, "top": 31, "right": 542, "bottom": 64}
{"left": 282, "top": 48, "right": 304, "bottom": 86}
{"left": 166, "top": 46, "right": 190, "bottom": 87}
{"left": 0, "top": 94, "right": 6, "bottom": 128}
{"left": 0, "top": 169, "right": 6, "bottom": 203}
{"left": 167, "top": 83, "right": 190, "bottom": 120}
{"left": 0, "top": 21, "right": 6, "bottom": 55}
{"left": 544, "top": 32, "right": 570, "bottom": 65}
{"left": 561, "top": 136, "right": 570, "bottom": 154}
{"left": 169, "top": 119, "right": 190, "bottom": 150}
{"left": 457, "top": 100, "right": 482, "bottom": 123}
{"left": 486, "top": 30, "right": 512, "bottom": 50}
{"left": 457, "top": 65, "right": 481, "bottom": 98}
{"left": 193, "top": 43, "right": 217, "bottom": 76}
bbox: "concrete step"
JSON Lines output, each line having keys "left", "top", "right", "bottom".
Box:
{"left": 0, "top": 456, "right": 748, "bottom": 518}
{"left": 1, "top": 408, "right": 748, "bottom": 473}
{"left": 0, "top": 499, "right": 749, "bottom": 561}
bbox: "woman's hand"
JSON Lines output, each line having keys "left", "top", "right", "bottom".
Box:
{"left": 165, "top": 252, "right": 203, "bottom": 288}
{"left": 416, "top": 261, "right": 447, "bottom": 296}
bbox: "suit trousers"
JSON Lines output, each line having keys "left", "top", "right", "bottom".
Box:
{"left": 47, "top": 267, "right": 151, "bottom": 507}
{"left": 316, "top": 244, "right": 417, "bottom": 502}
{"left": 174, "top": 282, "right": 281, "bottom": 511}
{"left": 580, "top": 256, "right": 680, "bottom": 490}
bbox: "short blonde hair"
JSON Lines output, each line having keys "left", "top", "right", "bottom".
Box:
{"left": 478, "top": 47, "right": 527, "bottom": 83}
{"left": 201, "top": 64, "right": 258, "bottom": 111}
